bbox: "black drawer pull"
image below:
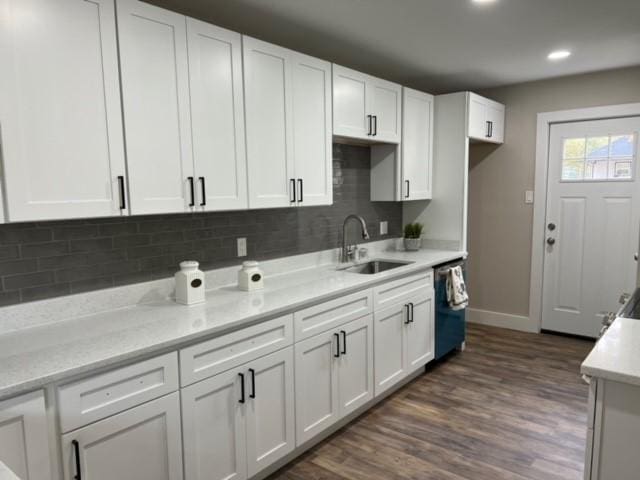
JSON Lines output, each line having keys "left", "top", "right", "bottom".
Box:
{"left": 238, "top": 373, "right": 245, "bottom": 403}
{"left": 249, "top": 368, "right": 256, "bottom": 399}
{"left": 404, "top": 304, "right": 410, "bottom": 324}
{"left": 334, "top": 332, "right": 340, "bottom": 358}
{"left": 340, "top": 330, "right": 347, "bottom": 355}
{"left": 72, "top": 440, "right": 82, "bottom": 480}
{"left": 409, "top": 302, "right": 415, "bottom": 323}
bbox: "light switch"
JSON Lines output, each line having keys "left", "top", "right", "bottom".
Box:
{"left": 380, "top": 221, "right": 388, "bottom": 235}
{"left": 525, "top": 190, "right": 534, "bottom": 204}
{"left": 237, "top": 237, "right": 247, "bottom": 257}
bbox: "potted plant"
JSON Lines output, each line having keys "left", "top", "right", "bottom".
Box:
{"left": 403, "top": 223, "right": 423, "bottom": 251}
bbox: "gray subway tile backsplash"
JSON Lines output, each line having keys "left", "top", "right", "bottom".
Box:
{"left": 0, "top": 144, "right": 402, "bottom": 306}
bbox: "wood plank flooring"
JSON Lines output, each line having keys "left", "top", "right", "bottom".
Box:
{"left": 269, "top": 323, "right": 594, "bottom": 480}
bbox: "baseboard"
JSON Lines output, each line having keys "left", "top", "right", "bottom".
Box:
{"left": 467, "top": 307, "right": 539, "bottom": 333}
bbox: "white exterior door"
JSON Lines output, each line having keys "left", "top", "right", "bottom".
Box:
{"left": 294, "top": 330, "right": 339, "bottom": 445}
{"left": 332, "top": 65, "right": 369, "bottom": 139}
{"left": 542, "top": 117, "right": 640, "bottom": 337}
{"left": 117, "top": 0, "right": 194, "bottom": 215}
{"left": 0, "top": 0, "right": 127, "bottom": 221}
{"left": 373, "top": 303, "right": 408, "bottom": 396}
{"left": 337, "top": 315, "right": 374, "bottom": 417}
{"left": 181, "top": 369, "right": 247, "bottom": 480}
{"left": 402, "top": 88, "right": 434, "bottom": 200}
{"left": 243, "top": 36, "right": 295, "bottom": 209}
{"left": 291, "top": 52, "right": 333, "bottom": 207}
{"left": 0, "top": 391, "right": 52, "bottom": 480}
{"left": 368, "top": 79, "right": 401, "bottom": 144}
{"left": 245, "top": 347, "right": 295, "bottom": 477}
{"left": 187, "top": 19, "right": 247, "bottom": 211}
{"left": 405, "top": 292, "right": 435, "bottom": 372}
{"left": 62, "top": 393, "right": 183, "bottom": 480}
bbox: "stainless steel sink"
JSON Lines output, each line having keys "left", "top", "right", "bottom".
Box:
{"left": 339, "top": 259, "right": 413, "bottom": 275}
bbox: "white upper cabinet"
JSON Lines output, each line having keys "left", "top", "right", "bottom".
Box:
{"left": 467, "top": 92, "right": 505, "bottom": 144}
{"left": 291, "top": 52, "right": 333, "bottom": 207}
{"left": 244, "top": 36, "right": 332, "bottom": 209}
{"left": 187, "top": 19, "right": 248, "bottom": 211}
{"left": 0, "top": 0, "right": 127, "bottom": 222}
{"left": 0, "top": 391, "right": 52, "bottom": 480}
{"left": 401, "top": 88, "right": 434, "bottom": 200}
{"left": 117, "top": 0, "right": 194, "bottom": 215}
{"left": 332, "top": 64, "right": 401, "bottom": 143}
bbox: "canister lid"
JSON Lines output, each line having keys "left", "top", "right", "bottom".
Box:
{"left": 243, "top": 260, "right": 259, "bottom": 268}
{"left": 179, "top": 260, "right": 200, "bottom": 270}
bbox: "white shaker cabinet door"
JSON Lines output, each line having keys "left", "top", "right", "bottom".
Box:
{"left": 332, "top": 65, "right": 370, "bottom": 140}
{"left": 182, "top": 368, "right": 247, "bottom": 480}
{"left": 245, "top": 347, "right": 295, "bottom": 478}
{"left": 291, "top": 52, "right": 333, "bottom": 207}
{"left": 243, "top": 36, "right": 295, "bottom": 209}
{"left": 187, "top": 19, "right": 248, "bottom": 211}
{"left": 405, "top": 291, "right": 435, "bottom": 372}
{"left": 402, "top": 88, "right": 434, "bottom": 200}
{"left": 117, "top": 0, "right": 194, "bottom": 215}
{"left": 62, "top": 393, "right": 183, "bottom": 480}
{"left": 373, "top": 303, "right": 408, "bottom": 396}
{"left": 0, "top": 391, "right": 52, "bottom": 480}
{"left": 0, "top": 0, "right": 127, "bottom": 221}
{"left": 368, "top": 77, "right": 402, "bottom": 144}
{"left": 294, "top": 329, "right": 340, "bottom": 445}
{"left": 467, "top": 92, "right": 488, "bottom": 141}
{"left": 337, "top": 315, "right": 374, "bottom": 417}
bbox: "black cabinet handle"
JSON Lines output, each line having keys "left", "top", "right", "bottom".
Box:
{"left": 298, "top": 179, "right": 303, "bottom": 203}
{"left": 199, "top": 177, "right": 206, "bottom": 206}
{"left": 405, "top": 180, "right": 410, "bottom": 198}
{"left": 373, "top": 115, "right": 378, "bottom": 136}
{"left": 72, "top": 440, "right": 82, "bottom": 480}
{"left": 117, "top": 176, "right": 126, "bottom": 210}
{"left": 188, "top": 177, "right": 195, "bottom": 207}
{"left": 249, "top": 368, "right": 256, "bottom": 399}
{"left": 404, "top": 304, "right": 410, "bottom": 324}
{"left": 409, "top": 302, "right": 414, "bottom": 323}
{"left": 238, "top": 373, "right": 245, "bottom": 404}
{"left": 367, "top": 115, "right": 372, "bottom": 135}
{"left": 340, "top": 330, "right": 347, "bottom": 355}
{"left": 486, "top": 120, "right": 491, "bottom": 138}
{"left": 489, "top": 121, "right": 494, "bottom": 138}
{"left": 334, "top": 332, "right": 340, "bottom": 358}
{"left": 290, "top": 179, "right": 296, "bottom": 203}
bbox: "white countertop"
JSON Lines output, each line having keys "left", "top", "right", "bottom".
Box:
{"left": 582, "top": 317, "right": 640, "bottom": 386}
{"left": 0, "top": 461, "right": 19, "bottom": 480}
{"left": 0, "top": 248, "right": 464, "bottom": 399}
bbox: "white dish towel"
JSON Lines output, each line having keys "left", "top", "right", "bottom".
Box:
{"left": 446, "top": 265, "right": 468, "bottom": 311}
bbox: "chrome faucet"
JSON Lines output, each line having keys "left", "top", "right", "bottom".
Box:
{"left": 342, "top": 214, "right": 370, "bottom": 263}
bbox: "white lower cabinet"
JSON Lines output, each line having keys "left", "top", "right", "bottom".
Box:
{"left": 0, "top": 390, "right": 52, "bottom": 480}
{"left": 181, "top": 347, "right": 295, "bottom": 480}
{"left": 294, "top": 315, "right": 373, "bottom": 446}
{"left": 61, "top": 392, "right": 183, "bottom": 480}
{"left": 406, "top": 292, "right": 435, "bottom": 372}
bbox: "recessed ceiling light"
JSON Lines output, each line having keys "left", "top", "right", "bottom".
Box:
{"left": 472, "top": 0, "right": 497, "bottom": 4}
{"left": 548, "top": 50, "right": 571, "bottom": 61}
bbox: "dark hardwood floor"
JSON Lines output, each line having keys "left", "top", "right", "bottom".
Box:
{"left": 269, "top": 323, "right": 594, "bottom": 480}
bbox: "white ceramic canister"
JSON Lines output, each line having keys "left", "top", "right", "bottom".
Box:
{"left": 175, "top": 261, "right": 205, "bottom": 305}
{"left": 238, "top": 261, "right": 264, "bottom": 291}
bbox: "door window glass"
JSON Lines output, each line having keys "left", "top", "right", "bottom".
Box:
{"left": 561, "top": 133, "right": 636, "bottom": 181}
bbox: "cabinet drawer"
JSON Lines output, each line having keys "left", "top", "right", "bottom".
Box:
{"left": 294, "top": 289, "right": 373, "bottom": 341}
{"left": 180, "top": 314, "right": 293, "bottom": 386}
{"left": 373, "top": 271, "right": 432, "bottom": 309}
{"left": 58, "top": 352, "right": 179, "bottom": 433}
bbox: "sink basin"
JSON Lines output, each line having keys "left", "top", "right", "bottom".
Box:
{"left": 339, "top": 259, "right": 413, "bottom": 275}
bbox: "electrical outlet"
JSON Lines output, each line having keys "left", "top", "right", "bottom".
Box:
{"left": 380, "top": 221, "right": 388, "bottom": 235}
{"left": 237, "top": 237, "right": 247, "bottom": 257}
{"left": 525, "top": 190, "right": 534, "bottom": 204}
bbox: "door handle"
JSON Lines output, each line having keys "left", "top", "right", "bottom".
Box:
{"left": 404, "top": 304, "right": 410, "bottom": 324}
{"left": 117, "top": 175, "right": 126, "bottom": 210}
{"left": 187, "top": 177, "right": 195, "bottom": 207}
{"left": 199, "top": 177, "right": 206, "bottom": 206}
{"left": 238, "top": 373, "right": 245, "bottom": 404}
{"left": 72, "top": 440, "right": 82, "bottom": 480}
{"left": 290, "top": 179, "right": 296, "bottom": 203}
{"left": 340, "top": 330, "right": 347, "bottom": 355}
{"left": 546, "top": 237, "right": 556, "bottom": 246}
{"left": 249, "top": 368, "right": 256, "bottom": 399}
{"left": 486, "top": 121, "right": 491, "bottom": 138}
{"left": 489, "top": 121, "right": 493, "bottom": 138}
{"left": 405, "top": 180, "right": 410, "bottom": 198}
{"left": 298, "top": 178, "right": 303, "bottom": 203}
{"left": 367, "top": 115, "right": 372, "bottom": 135}
{"left": 409, "top": 302, "right": 414, "bottom": 323}
{"left": 334, "top": 332, "right": 341, "bottom": 358}
{"left": 373, "top": 115, "right": 378, "bottom": 136}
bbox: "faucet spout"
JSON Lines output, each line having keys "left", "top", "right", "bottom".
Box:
{"left": 342, "top": 214, "right": 370, "bottom": 263}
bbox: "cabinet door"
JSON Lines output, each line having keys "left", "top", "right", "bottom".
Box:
{"left": 332, "top": 65, "right": 369, "bottom": 140}
{"left": 368, "top": 78, "right": 402, "bottom": 144}
{"left": 405, "top": 291, "right": 435, "bottom": 373}
{"left": 294, "top": 330, "right": 340, "bottom": 445}
{"left": 337, "top": 315, "right": 374, "bottom": 417}
{"left": 373, "top": 303, "right": 408, "bottom": 396}
{"left": 182, "top": 368, "right": 247, "bottom": 480}
{"left": 187, "top": 19, "right": 248, "bottom": 211}
{"left": 486, "top": 103, "right": 505, "bottom": 144}
{"left": 117, "top": 0, "right": 194, "bottom": 215}
{"left": 467, "top": 93, "right": 488, "bottom": 140}
{"left": 291, "top": 52, "right": 333, "bottom": 207}
{"left": 245, "top": 347, "right": 295, "bottom": 477}
{"left": 62, "top": 393, "right": 183, "bottom": 480}
{"left": 0, "top": 391, "right": 52, "bottom": 480}
{"left": 0, "top": 0, "right": 127, "bottom": 222}
{"left": 402, "top": 88, "right": 434, "bottom": 200}
{"left": 243, "top": 36, "right": 295, "bottom": 209}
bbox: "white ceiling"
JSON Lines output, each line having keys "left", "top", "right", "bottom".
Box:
{"left": 148, "top": 0, "right": 640, "bottom": 93}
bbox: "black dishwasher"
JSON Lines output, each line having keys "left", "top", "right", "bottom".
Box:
{"left": 434, "top": 259, "right": 467, "bottom": 360}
